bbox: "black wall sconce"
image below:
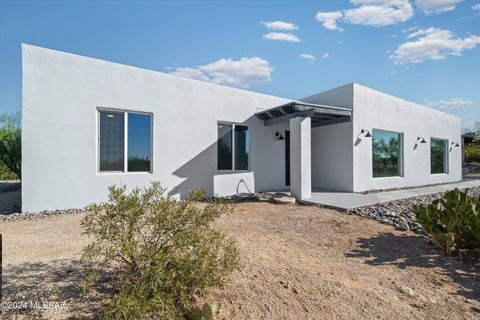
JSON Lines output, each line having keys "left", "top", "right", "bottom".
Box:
{"left": 451, "top": 142, "right": 460, "bottom": 147}
{"left": 360, "top": 129, "right": 372, "bottom": 137}
{"left": 417, "top": 137, "right": 427, "bottom": 144}
{"left": 275, "top": 132, "right": 285, "bottom": 141}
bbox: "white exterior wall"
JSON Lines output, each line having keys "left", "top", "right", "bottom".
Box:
{"left": 352, "top": 84, "right": 462, "bottom": 192}
{"left": 303, "top": 84, "right": 354, "bottom": 192}
{"left": 22, "top": 44, "right": 290, "bottom": 211}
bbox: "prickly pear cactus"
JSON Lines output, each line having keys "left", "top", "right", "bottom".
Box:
{"left": 414, "top": 188, "right": 480, "bottom": 256}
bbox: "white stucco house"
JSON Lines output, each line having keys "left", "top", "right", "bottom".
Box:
{"left": 21, "top": 44, "right": 462, "bottom": 212}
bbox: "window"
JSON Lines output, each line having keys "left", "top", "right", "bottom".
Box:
{"left": 98, "top": 110, "right": 152, "bottom": 172}
{"left": 431, "top": 138, "right": 448, "bottom": 174}
{"left": 99, "top": 111, "right": 124, "bottom": 171}
{"left": 372, "top": 129, "right": 402, "bottom": 178}
{"left": 128, "top": 113, "right": 152, "bottom": 172}
{"left": 217, "top": 123, "right": 249, "bottom": 171}
{"left": 235, "top": 125, "right": 249, "bottom": 170}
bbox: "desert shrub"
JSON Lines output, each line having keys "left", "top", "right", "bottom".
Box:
{"left": 0, "top": 161, "right": 16, "bottom": 180}
{"left": 414, "top": 189, "right": 480, "bottom": 257}
{"left": 81, "top": 182, "right": 240, "bottom": 319}
{"left": 0, "top": 113, "right": 21, "bottom": 179}
{"left": 465, "top": 143, "right": 480, "bottom": 163}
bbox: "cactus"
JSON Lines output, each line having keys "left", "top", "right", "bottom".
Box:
{"left": 414, "top": 188, "right": 480, "bottom": 256}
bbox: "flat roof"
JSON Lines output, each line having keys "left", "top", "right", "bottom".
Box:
{"left": 256, "top": 101, "right": 352, "bottom": 128}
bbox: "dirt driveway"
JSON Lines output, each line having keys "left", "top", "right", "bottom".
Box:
{"left": 0, "top": 202, "right": 479, "bottom": 319}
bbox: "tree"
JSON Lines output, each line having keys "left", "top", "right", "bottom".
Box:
{"left": 0, "top": 113, "right": 21, "bottom": 179}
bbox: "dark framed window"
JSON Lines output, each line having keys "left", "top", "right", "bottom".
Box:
{"left": 372, "top": 129, "right": 402, "bottom": 178}
{"left": 235, "top": 125, "right": 249, "bottom": 170}
{"left": 431, "top": 138, "right": 448, "bottom": 174}
{"left": 98, "top": 110, "right": 152, "bottom": 173}
{"left": 99, "top": 111, "right": 125, "bottom": 171}
{"left": 128, "top": 113, "right": 152, "bottom": 172}
{"left": 217, "top": 123, "right": 249, "bottom": 171}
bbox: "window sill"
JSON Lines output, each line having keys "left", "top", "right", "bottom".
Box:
{"left": 97, "top": 171, "right": 153, "bottom": 175}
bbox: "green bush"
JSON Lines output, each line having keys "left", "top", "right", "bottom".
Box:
{"left": 414, "top": 189, "right": 480, "bottom": 257}
{"left": 0, "top": 113, "right": 21, "bottom": 179}
{"left": 81, "top": 182, "right": 240, "bottom": 319}
{"left": 0, "top": 161, "right": 16, "bottom": 180}
{"left": 465, "top": 143, "right": 480, "bottom": 163}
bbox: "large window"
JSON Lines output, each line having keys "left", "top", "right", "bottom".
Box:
{"left": 431, "top": 138, "right": 448, "bottom": 174}
{"left": 99, "top": 110, "right": 152, "bottom": 173}
{"left": 217, "top": 123, "right": 249, "bottom": 171}
{"left": 372, "top": 129, "right": 402, "bottom": 178}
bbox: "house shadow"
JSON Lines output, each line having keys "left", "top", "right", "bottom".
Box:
{"left": 167, "top": 115, "right": 262, "bottom": 199}
{"left": 167, "top": 141, "right": 217, "bottom": 199}
{"left": 2, "top": 259, "right": 113, "bottom": 320}
{"left": 345, "top": 232, "right": 480, "bottom": 302}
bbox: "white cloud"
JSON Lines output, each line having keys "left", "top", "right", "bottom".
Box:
{"left": 262, "top": 32, "right": 301, "bottom": 42}
{"left": 170, "top": 57, "right": 273, "bottom": 88}
{"left": 322, "top": 53, "right": 332, "bottom": 59}
{"left": 315, "top": 11, "right": 344, "bottom": 31}
{"left": 300, "top": 53, "right": 316, "bottom": 63}
{"left": 415, "top": 0, "right": 463, "bottom": 15}
{"left": 401, "top": 26, "right": 420, "bottom": 33}
{"left": 316, "top": 1, "right": 413, "bottom": 31}
{"left": 473, "top": 3, "right": 480, "bottom": 14}
{"left": 424, "top": 97, "right": 474, "bottom": 110}
{"left": 344, "top": 0, "right": 414, "bottom": 26}
{"left": 262, "top": 20, "right": 298, "bottom": 31}
{"left": 390, "top": 27, "right": 480, "bottom": 64}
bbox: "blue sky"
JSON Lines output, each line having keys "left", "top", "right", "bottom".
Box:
{"left": 1, "top": 0, "right": 479, "bottom": 130}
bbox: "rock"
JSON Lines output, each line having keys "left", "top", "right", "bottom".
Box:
{"left": 399, "top": 285, "right": 416, "bottom": 297}
{"left": 270, "top": 194, "right": 296, "bottom": 205}
{"left": 395, "top": 218, "right": 410, "bottom": 231}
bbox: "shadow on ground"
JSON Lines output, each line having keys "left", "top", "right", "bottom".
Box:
{"left": 345, "top": 233, "right": 480, "bottom": 302}
{"left": 0, "top": 181, "right": 21, "bottom": 214}
{"left": 2, "top": 260, "right": 112, "bottom": 320}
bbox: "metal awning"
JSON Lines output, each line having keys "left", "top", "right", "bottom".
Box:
{"left": 256, "top": 101, "right": 352, "bottom": 128}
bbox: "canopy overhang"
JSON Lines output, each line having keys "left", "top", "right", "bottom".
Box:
{"left": 256, "top": 101, "right": 352, "bottom": 128}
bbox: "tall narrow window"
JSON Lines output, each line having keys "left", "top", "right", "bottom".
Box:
{"left": 217, "top": 124, "right": 233, "bottom": 170}
{"left": 431, "top": 138, "right": 448, "bottom": 174}
{"left": 372, "top": 129, "right": 402, "bottom": 178}
{"left": 98, "top": 109, "right": 152, "bottom": 173}
{"left": 128, "top": 113, "right": 152, "bottom": 172}
{"left": 217, "top": 123, "right": 250, "bottom": 171}
{"left": 99, "top": 111, "right": 124, "bottom": 171}
{"left": 235, "top": 125, "right": 249, "bottom": 170}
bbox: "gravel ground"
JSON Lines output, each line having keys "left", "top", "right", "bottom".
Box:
{"left": 352, "top": 187, "right": 480, "bottom": 233}
{"left": 0, "top": 202, "right": 479, "bottom": 320}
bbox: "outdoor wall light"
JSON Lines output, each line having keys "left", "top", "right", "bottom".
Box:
{"left": 451, "top": 142, "right": 460, "bottom": 147}
{"left": 275, "top": 132, "right": 285, "bottom": 141}
{"left": 417, "top": 137, "right": 427, "bottom": 144}
{"left": 361, "top": 129, "right": 372, "bottom": 137}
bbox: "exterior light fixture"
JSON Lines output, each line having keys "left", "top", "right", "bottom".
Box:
{"left": 275, "top": 132, "right": 285, "bottom": 141}
{"left": 361, "top": 129, "right": 372, "bottom": 137}
{"left": 417, "top": 137, "right": 426, "bottom": 144}
{"left": 452, "top": 142, "right": 460, "bottom": 147}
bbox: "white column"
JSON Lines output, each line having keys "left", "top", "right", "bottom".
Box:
{"left": 290, "top": 116, "right": 311, "bottom": 200}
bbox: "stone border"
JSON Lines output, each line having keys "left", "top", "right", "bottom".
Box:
{"left": 350, "top": 187, "right": 480, "bottom": 234}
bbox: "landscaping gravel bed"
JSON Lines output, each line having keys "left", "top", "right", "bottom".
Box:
{"left": 0, "top": 208, "right": 86, "bottom": 221}
{"left": 351, "top": 187, "right": 480, "bottom": 233}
